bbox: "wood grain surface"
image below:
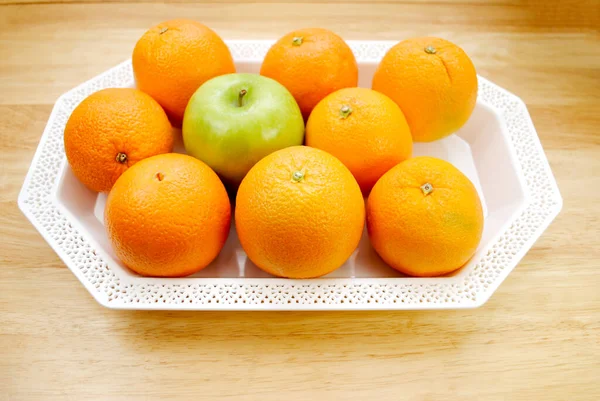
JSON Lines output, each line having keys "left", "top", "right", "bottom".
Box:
{"left": 1, "top": 1, "right": 599, "bottom": 400}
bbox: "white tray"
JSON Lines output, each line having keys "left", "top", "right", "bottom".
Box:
{"left": 19, "top": 40, "right": 562, "bottom": 310}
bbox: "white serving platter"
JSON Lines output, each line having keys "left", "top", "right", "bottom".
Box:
{"left": 18, "top": 40, "right": 562, "bottom": 310}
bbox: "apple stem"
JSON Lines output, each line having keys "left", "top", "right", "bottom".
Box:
{"left": 420, "top": 182, "right": 434, "bottom": 195}
{"left": 238, "top": 89, "right": 247, "bottom": 107}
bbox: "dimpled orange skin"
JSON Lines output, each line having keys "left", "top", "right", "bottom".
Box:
{"left": 367, "top": 157, "right": 484, "bottom": 277}
{"left": 372, "top": 37, "right": 477, "bottom": 142}
{"left": 306, "top": 87, "right": 413, "bottom": 193}
{"left": 260, "top": 28, "right": 358, "bottom": 119}
{"left": 132, "top": 19, "right": 235, "bottom": 126}
{"left": 235, "top": 146, "right": 365, "bottom": 279}
{"left": 64, "top": 88, "right": 174, "bottom": 193}
{"left": 105, "top": 153, "right": 231, "bottom": 278}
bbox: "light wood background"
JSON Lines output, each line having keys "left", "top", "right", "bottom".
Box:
{"left": 1, "top": 1, "right": 599, "bottom": 400}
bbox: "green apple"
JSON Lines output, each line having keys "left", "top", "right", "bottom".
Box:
{"left": 182, "top": 73, "right": 305, "bottom": 186}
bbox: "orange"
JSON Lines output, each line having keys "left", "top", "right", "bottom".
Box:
{"left": 260, "top": 28, "right": 358, "bottom": 119}
{"left": 64, "top": 88, "right": 174, "bottom": 193}
{"left": 306, "top": 87, "right": 413, "bottom": 193}
{"left": 235, "top": 146, "right": 364, "bottom": 278}
{"left": 366, "top": 157, "right": 484, "bottom": 277}
{"left": 372, "top": 37, "right": 477, "bottom": 142}
{"left": 132, "top": 19, "right": 235, "bottom": 126}
{"left": 105, "top": 153, "right": 231, "bottom": 277}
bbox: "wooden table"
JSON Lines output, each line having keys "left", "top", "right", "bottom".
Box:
{"left": 1, "top": 1, "right": 598, "bottom": 400}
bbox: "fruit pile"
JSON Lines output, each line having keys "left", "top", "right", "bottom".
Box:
{"left": 64, "top": 19, "right": 484, "bottom": 279}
